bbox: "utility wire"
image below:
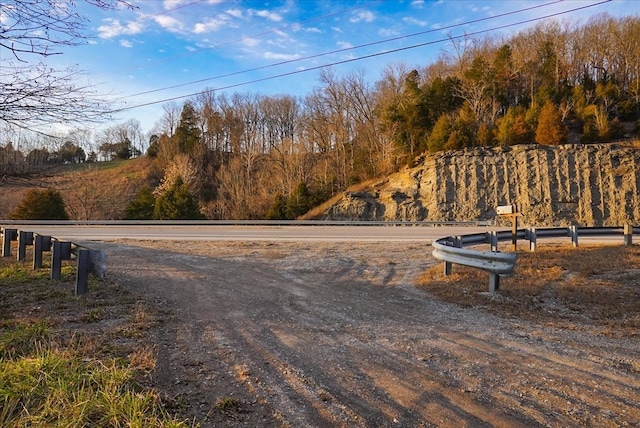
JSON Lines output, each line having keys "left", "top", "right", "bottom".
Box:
{"left": 110, "top": 0, "right": 610, "bottom": 114}
{"left": 114, "top": 0, "right": 386, "bottom": 73}
{"left": 115, "top": 0, "right": 566, "bottom": 100}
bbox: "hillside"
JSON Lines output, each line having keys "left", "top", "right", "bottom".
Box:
{"left": 324, "top": 143, "right": 640, "bottom": 227}
{"left": 0, "top": 157, "right": 157, "bottom": 220}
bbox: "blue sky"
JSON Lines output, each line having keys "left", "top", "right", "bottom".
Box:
{"left": 49, "top": 0, "right": 637, "bottom": 133}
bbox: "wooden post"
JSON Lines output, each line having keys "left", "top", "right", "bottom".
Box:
{"left": 33, "top": 235, "right": 51, "bottom": 269}
{"left": 17, "top": 231, "right": 33, "bottom": 262}
{"left": 624, "top": 224, "right": 632, "bottom": 246}
{"left": 51, "top": 241, "right": 71, "bottom": 280}
{"left": 2, "top": 228, "right": 17, "bottom": 257}
{"left": 496, "top": 205, "right": 521, "bottom": 252}
{"left": 75, "top": 249, "right": 90, "bottom": 295}
{"left": 511, "top": 214, "right": 518, "bottom": 251}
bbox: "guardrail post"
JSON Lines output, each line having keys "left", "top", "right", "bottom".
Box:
{"left": 33, "top": 235, "right": 51, "bottom": 269}
{"left": 442, "top": 238, "right": 461, "bottom": 276}
{"left": 75, "top": 248, "right": 90, "bottom": 295}
{"left": 51, "top": 240, "right": 72, "bottom": 280}
{"left": 528, "top": 228, "right": 537, "bottom": 252}
{"left": 569, "top": 225, "right": 578, "bottom": 247}
{"left": 624, "top": 224, "right": 633, "bottom": 246}
{"left": 2, "top": 228, "right": 17, "bottom": 257}
{"left": 17, "top": 231, "right": 34, "bottom": 262}
{"left": 489, "top": 272, "right": 500, "bottom": 292}
{"left": 488, "top": 231, "right": 499, "bottom": 252}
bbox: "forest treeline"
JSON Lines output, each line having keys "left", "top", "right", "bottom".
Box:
{"left": 3, "top": 13, "right": 640, "bottom": 220}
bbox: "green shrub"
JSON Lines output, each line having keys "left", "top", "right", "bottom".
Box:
{"left": 9, "top": 188, "right": 69, "bottom": 220}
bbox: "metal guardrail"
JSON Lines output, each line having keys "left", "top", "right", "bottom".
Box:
{"left": 1, "top": 227, "right": 106, "bottom": 295}
{"left": 432, "top": 225, "right": 636, "bottom": 293}
{"left": 0, "top": 219, "right": 493, "bottom": 227}
{"left": 432, "top": 237, "right": 517, "bottom": 292}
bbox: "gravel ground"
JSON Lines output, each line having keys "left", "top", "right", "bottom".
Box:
{"left": 96, "top": 239, "right": 640, "bottom": 427}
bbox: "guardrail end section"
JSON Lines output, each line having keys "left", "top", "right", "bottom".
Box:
{"left": 90, "top": 250, "right": 107, "bottom": 279}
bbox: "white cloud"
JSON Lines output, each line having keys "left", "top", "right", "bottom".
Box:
{"left": 162, "top": 0, "right": 186, "bottom": 9}
{"left": 226, "top": 8, "right": 243, "bottom": 18}
{"left": 254, "top": 10, "right": 283, "bottom": 22}
{"left": 154, "top": 15, "right": 183, "bottom": 32}
{"left": 119, "top": 39, "right": 133, "bottom": 48}
{"left": 350, "top": 11, "right": 374, "bottom": 23}
{"left": 411, "top": 0, "right": 425, "bottom": 7}
{"left": 242, "top": 37, "right": 260, "bottom": 47}
{"left": 97, "top": 19, "right": 144, "bottom": 39}
{"left": 332, "top": 26, "right": 343, "bottom": 33}
{"left": 193, "top": 15, "right": 231, "bottom": 33}
{"left": 403, "top": 17, "right": 428, "bottom": 27}
{"left": 306, "top": 27, "right": 322, "bottom": 33}
{"left": 337, "top": 41, "right": 353, "bottom": 49}
{"left": 378, "top": 28, "right": 399, "bottom": 37}
{"left": 263, "top": 52, "right": 300, "bottom": 60}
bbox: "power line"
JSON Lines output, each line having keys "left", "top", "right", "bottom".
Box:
{"left": 110, "top": 0, "right": 610, "bottom": 114}
{"left": 114, "top": 0, "right": 386, "bottom": 74}
{"left": 117, "top": 0, "right": 565, "bottom": 100}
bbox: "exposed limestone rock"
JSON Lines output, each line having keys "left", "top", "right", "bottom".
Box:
{"left": 324, "top": 144, "right": 640, "bottom": 226}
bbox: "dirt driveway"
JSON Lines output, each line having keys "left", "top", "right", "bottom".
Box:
{"left": 97, "top": 240, "right": 640, "bottom": 427}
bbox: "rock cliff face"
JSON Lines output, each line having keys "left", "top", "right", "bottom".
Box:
{"left": 325, "top": 144, "right": 640, "bottom": 226}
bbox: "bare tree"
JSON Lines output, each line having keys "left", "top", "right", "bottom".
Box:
{"left": 0, "top": 0, "right": 133, "bottom": 129}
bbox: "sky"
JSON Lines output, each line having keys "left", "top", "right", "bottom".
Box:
{"left": 44, "top": 0, "right": 639, "bottom": 134}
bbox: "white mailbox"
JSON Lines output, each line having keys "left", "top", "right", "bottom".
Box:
{"left": 496, "top": 205, "right": 515, "bottom": 215}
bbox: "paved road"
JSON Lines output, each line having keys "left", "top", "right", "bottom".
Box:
{"left": 0, "top": 224, "right": 495, "bottom": 242}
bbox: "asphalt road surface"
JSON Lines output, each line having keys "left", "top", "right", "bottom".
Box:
{"left": 0, "top": 224, "right": 494, "bottom": 242}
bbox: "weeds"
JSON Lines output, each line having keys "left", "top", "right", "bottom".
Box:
{"left": 0, "top": 257, "right": 194, "bottom": 427}
{"left": 215, "top": 397, "right": 241, "bottom": 411}
{"left": 419, "top": 244, "right": 640, "bottom": 335}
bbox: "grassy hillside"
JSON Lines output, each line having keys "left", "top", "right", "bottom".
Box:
{"left": 0, "top": 157, "right": 158, "bottom": 220}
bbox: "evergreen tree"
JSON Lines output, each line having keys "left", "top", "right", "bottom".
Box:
{"left": 266, "top": 193, "right": 289, "bottom": 220}
{"left": 124, "top": 186, "right": 155, "bottom": 220}
{"left": 153, "top": 176, "right": 205, "bottom": 220}
{"left": 174, "top": 102, "right": 201, "bottom": 155}
{"left": 10, "top": 188, "right": 69, "bottom": 220}
{"left": 427, "top": 114, "right": 453, "bottom": 152}
{"left": 536, "top": 101, "right": 567, "bottom": 145}
{"left": 496, "top": 106, "right": 534, "bottom": 146}
{"left": 286, "top": 182, "right": 312, "bottom": 219}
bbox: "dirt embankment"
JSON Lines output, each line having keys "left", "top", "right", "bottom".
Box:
{"left": 98, "top": 240, "right": 640, "bottom": 427}
{"left": 326, "top": 143, "right": 640, "bottom": 226}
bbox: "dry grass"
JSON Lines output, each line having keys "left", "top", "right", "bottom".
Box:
{"left": 0, "top": 157, "right": 156, "bottom": 219}
{"left": 301, "top": 177, "right": 381, "bottom": 219}
{"left": 0, "top": 255, "right": 192, "bottom": 427}
{"left": 419, "top": 244, "right": 640, "bottom": 336}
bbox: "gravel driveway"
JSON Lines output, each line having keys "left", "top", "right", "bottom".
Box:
{"left": 98, "top": 240, "right": 640, "bottom": 427}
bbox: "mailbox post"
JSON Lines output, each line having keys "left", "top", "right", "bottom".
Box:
{"left": 497, "top": 204, "right": 521, "bottom": 251}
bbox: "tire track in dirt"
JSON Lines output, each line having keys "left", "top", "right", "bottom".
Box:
{"left": 99, "top": 240, "right": 640, "bottom": 427}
